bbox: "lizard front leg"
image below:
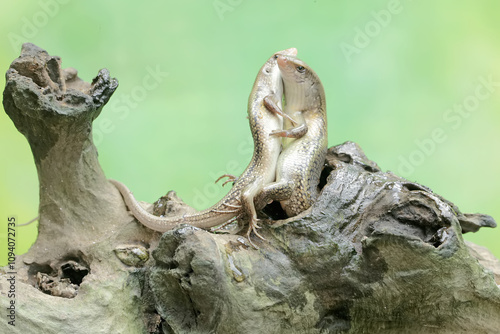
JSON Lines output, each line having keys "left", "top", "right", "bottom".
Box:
{"left": 264, "top": 95, "right": 308, "bottom": 139}
{"left": 270, "top": 124, "right": 307, "bottom": 138}
{"left": 263, "top": 96, "right": 299, "bottom": 127}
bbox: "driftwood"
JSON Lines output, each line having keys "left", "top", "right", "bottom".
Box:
{"left": 1, "top": 43, "right": 499, "bottom": 334}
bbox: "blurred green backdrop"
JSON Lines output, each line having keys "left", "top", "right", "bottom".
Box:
{"left": 1, "top": 0, "right": 499, "bottom": 266}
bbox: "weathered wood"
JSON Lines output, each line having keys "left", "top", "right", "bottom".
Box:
{"left": 1, "top": 44, "right": 499, "bottom": 334}
{"left": 1, "top": 43, "right": 160, "bottom": 334}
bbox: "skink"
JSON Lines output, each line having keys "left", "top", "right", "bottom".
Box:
{"left": 110, "top": 48, "right": 298, "bottom": 241}
{"left": 258, "top": 54, "right": 327, "bottom": 217}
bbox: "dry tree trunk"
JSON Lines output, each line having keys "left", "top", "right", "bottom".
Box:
{"left": 1, "top": 44, "right": 499, "bottom": 334}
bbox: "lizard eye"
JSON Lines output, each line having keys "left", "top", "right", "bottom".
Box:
{"left": 296, "top": 65, "right": 305, "bottom": 73}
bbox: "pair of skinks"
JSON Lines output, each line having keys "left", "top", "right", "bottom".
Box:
{"left": 110, "top": 47, "right": 327, "bottom": 246}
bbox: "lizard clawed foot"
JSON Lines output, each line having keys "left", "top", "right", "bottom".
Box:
{"left": 245, "top": 217, "right": 266, "bottom": 249}
{"left": 215, "top": 174, "right": 238, "bottom": 187}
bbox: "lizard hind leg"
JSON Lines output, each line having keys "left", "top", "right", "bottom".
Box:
{"left": 245, "top": 219, "right": 265, "bottom": 249}
{"left": 240, "top": 182, "right": 268, "bottom": 248}
{"left": 254, "top": 180, "right": 295, "bottom": 215}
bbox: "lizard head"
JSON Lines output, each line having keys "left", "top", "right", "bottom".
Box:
{"left": 254, "top": 48, "right": 298, "bottom": 99}
{"left": 276, "top": 54, "right": 324, "bottom": 109}
{"left": 261, "top": 48, "right": 297, "bottom": 76}
{"left": 276, "top": 55, "right": 309, "bottom": 84}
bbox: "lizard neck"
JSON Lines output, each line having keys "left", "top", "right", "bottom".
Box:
{"left": 283, "top": 79, "right": 323, "bottom": 111}
{"left": 283, "top": 80, "right": 307, "bottom": 110}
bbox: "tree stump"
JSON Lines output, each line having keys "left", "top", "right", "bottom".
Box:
{"left": 1, "top": 44, "right": 499, "bottom": 334}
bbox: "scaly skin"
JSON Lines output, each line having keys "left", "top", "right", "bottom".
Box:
{"left": 109, "top": 48, "right": 297, "bottom": 237}
{"left": 258, "top": 54, "right": 327, "bottom": 217}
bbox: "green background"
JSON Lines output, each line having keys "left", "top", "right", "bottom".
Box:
{"left": 1, "top": 0, "right": 499, "bottom": 266}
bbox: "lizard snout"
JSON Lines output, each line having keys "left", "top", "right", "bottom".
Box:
{"left": 277, "top": 56, "right": 290, "bottom": 70}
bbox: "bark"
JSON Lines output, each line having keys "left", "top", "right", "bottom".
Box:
{"left": 1, "top": 44, "right": 499, "bottom": 334}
